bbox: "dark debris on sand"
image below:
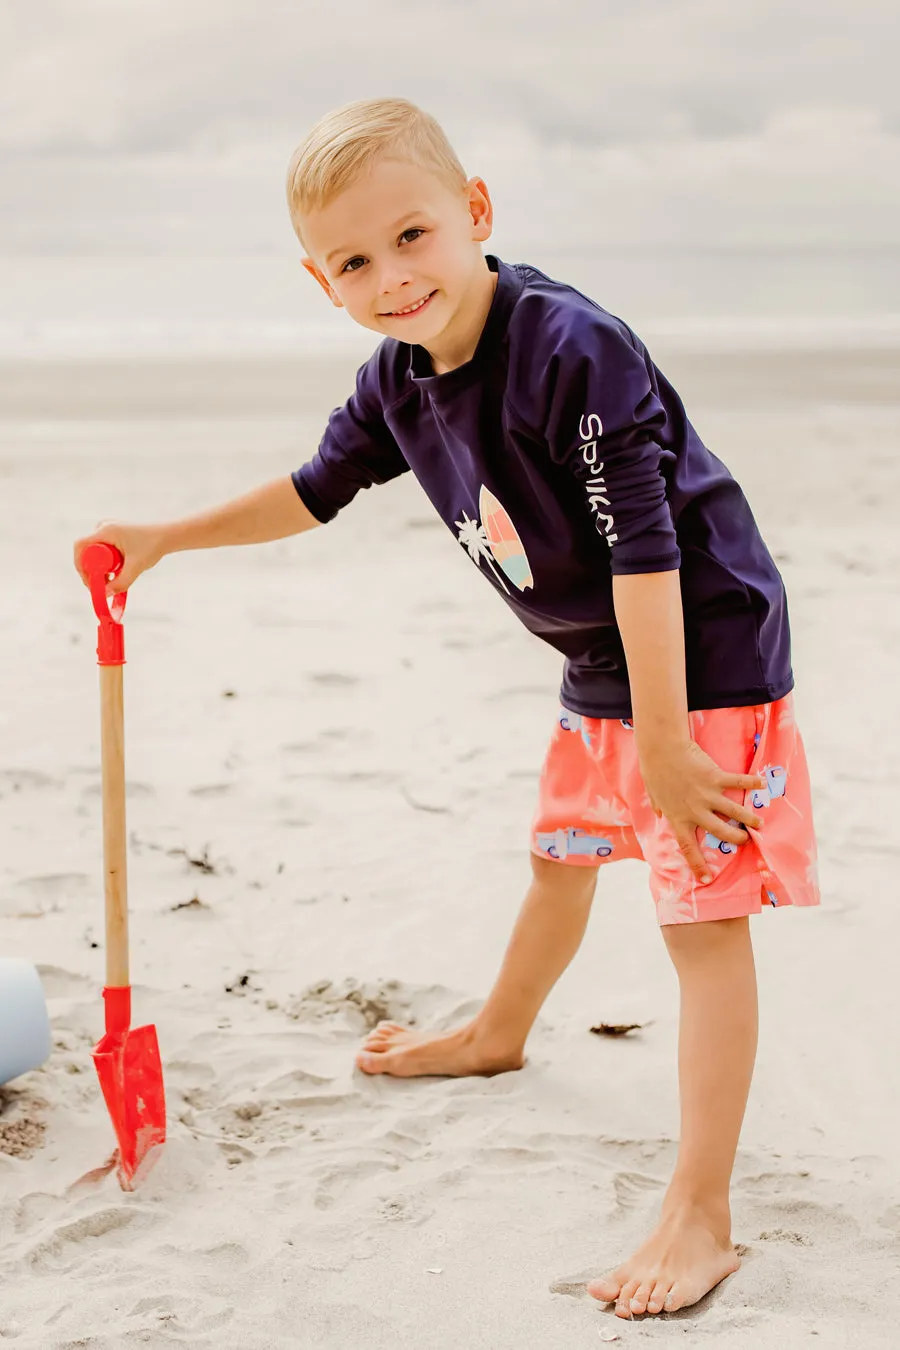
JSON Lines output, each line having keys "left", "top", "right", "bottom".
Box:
{"left": 170, "top": 894, "right": 210, "bottom": 912}
{"left": 589, "top": 1021, "right": 648, "bottom": 1037}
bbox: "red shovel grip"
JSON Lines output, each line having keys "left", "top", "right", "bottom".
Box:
{"left": 81, "top": 542, "right": 127, "bottom": 666}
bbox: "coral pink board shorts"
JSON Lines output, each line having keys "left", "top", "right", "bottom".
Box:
{"left": 530, "top": 692, "right": 820, "bottom": 926}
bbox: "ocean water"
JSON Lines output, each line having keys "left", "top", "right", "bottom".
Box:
{"left": 2, "top": 245, "right": 899, "bottom": 360}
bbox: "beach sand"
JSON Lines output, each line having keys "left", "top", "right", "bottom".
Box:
{"left": 1, "top": 346, "right": 899, "bottom": 1348}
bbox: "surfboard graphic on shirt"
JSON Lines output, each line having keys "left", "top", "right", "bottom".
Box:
{"left": 479, "top": 486, "right": 534, "bottom": 591}
{"left": 454, "top": 486, "right": 534, "bottom": 595}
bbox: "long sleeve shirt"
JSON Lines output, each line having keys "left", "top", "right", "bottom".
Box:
{"left": 291, "top": 254, "right": 792, "bottom": 718}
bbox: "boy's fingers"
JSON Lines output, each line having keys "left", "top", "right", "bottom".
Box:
{"left": 74, "top": 534, "right": 109, "bottom": 581}
{"left": 723, "top": 772, "right": 764, "bottom": 789}
{"left": 714, "top": 796, "right": 762, "bottom": 831}
{"left": 703, "top": 814, "right": 748, "bottom": 846}
{"left": 675, "top": 830, "right": 712, "bottom": 883}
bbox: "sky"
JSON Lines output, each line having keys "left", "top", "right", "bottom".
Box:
{"left": 1, "top": 0, "right": 898, "bottom": 346}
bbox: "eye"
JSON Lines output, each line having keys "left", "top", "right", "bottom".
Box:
{"left": 400, "top": 227, "right": 424, "bottom": 244}
{"left": 340, "top": 256, "right": 365, "bottom": 274}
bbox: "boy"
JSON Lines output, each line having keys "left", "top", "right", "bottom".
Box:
{"left": 75, "top": 97, "right": 819, "bottom": 1320}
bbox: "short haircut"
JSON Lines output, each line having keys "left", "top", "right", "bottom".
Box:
{"left": 286, "top": 97, "right": 468, "bottom": 249}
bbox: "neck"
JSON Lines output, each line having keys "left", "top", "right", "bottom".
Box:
{"left": 424, "top": 261, "right": 498, "bottom": 375}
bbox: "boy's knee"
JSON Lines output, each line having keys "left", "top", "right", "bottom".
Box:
{"left": 661, "top": 914, "right": 750, "bottom": 955}
{"left": 530, "top": 851, "right": 598, "bottom": 896}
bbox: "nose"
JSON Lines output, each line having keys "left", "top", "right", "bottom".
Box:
{"left": 376, "top": 259, "right": 414, "bottom": 298}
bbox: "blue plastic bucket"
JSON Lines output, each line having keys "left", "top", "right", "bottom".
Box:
{"left": 0, "top": 960, "right": 52, "bottom": 1086}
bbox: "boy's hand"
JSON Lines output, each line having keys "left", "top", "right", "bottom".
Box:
{"left": 74, "top": 521, "right": 167, "bottom": 596}
{"left": 637, "top": 738, "right": 764, "bottom": 884}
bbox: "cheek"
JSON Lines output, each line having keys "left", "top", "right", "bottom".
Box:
{"left": 338, "top": 281, "right": 385, "bottom": 325}
{"left": 330, "top": 277, "right": 362, "bottom": 309}
{"left": 344, "top": 286, "right": 372, "bottom": 315}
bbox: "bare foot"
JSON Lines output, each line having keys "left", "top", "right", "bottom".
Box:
{"left": 587, "top": 1203, "right": 741, "bottom": 1317}
{"left": 355, "top": 1020, "right": 524, "bottom": 1078}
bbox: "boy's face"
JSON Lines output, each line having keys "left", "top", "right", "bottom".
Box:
{"left": 299, "top": 158, "right": 493, "bottom": 345}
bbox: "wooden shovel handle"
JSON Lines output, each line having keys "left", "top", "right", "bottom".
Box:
{"left": 99, "top": 664, "right": 129, "bottom": 987}
{"left": 81, "top": 541, "right": 130, "bottom": 990}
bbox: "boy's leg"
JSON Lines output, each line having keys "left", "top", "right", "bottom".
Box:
{"left": 588, "top": 914, "right": 756, "bottom": 1317}
{"left": 355, "top": 854, "right": 597, "bottom": 1077}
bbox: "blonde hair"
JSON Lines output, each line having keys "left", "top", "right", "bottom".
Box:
{"left": 285, "top": 97, "right": 468, "bottom": 246}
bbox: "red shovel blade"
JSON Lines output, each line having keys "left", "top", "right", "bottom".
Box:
{"left": 92, "top": 987, "right": 166, "bottom": 1189}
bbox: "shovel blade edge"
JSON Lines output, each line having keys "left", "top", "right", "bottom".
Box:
{"left": 92, "top": 1022, "right": 166, "bottom": 1188}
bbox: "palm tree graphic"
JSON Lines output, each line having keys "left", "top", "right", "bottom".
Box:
{"left": 454, "top": 510, "right": 510, "bottom": 594}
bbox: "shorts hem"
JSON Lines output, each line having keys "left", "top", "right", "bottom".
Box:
{"left": 657, "top": 886, "right": 821, "bottom": 926}
{"left": 529, "top": 845, "right": 608, "bottom": 868}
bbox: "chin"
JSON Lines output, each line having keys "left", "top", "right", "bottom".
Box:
{"left": 379, "top": 318, "right": 443, "bottom": 343}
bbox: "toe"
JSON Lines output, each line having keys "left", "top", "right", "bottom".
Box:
{"left": 615, "top": 1278, "right": 641, "bottom": 1319}
{"left": 646, "top": 1280, "right": 672, "bottom": 1315}
{"left": 355, "top": 1050, "right": 386, "bottom": 1074}
{"left": 587, "top": 1269, "right": 625, "bottom": 1303}
{"left": 363, "top": 1026, "right": 407, "bottom": 1051}
{"left": 629, "top": 1280, "right": 656, "bottom": 1316}
{"left": 367, "top": 1026, "right": 402, "bottom": 1047}
{"left": 664, "top": 1282, "right": 686, "bottom": 1313}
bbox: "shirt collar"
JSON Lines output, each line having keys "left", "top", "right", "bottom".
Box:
{"left": 407, "top": 255, "right": 523, "bottom": 395}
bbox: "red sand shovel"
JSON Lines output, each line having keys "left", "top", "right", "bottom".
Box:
{"left": 81, "top": 541, "right": 166, "bottom": 1189}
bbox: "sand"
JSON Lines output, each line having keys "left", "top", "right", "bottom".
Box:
{"left": 1, "top": 345, "right": 899, "bottom": 1348}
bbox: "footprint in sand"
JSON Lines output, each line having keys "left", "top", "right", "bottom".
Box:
{"left": 127, "top": 1292, "right": 234, "bottom": 1337}
{"left": 35, "top": 965, "right": 93, "bottom": 998}
{"left": 218, "top": 1141, "right": 256, "bottom": 1168}
{"left": 23, "top": 1206, "right": 140, "bottom": 1273}
{"left": 878, "top": 1202, "right": 900, "bottom": 1238}
{"left": 1, "top": 873, "right": 93, "bottom": 917}
{"left": 735, "top": 1168, "right": 863, "bottom": 1240}
{"left": 312, "top": 1157, "right": 402, "bottom": 1211}
{"left": 612, "top": 1169, "right": 667, "bottom": 1213}
{"left": 548, "top": 1273, "right": 597, "bottom": 1299}
{"left": 376, "top": 1190, "right": 435, "bottom": 1227}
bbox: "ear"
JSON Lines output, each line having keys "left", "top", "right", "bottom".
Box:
{"left": 465, "top": 176, "right": 493, "bottom": 244}
{"left": 301, "top": 257, "right": 344, "bottom": 309}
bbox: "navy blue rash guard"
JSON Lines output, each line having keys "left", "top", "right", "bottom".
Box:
{"left": 292, "top": 254, "right": 793, "bottom": 719}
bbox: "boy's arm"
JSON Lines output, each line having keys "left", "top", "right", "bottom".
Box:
{"left": 612, "top": 570, "right": 764, "bottom": 883}
{"left": 76, "top": 344, "right": 403, "bottom": 595}
{"left": 162, "top": 475, "right": 321, "bottom": 552}
{"left": 74, "top": 476, "right": 321, "bottom": 596}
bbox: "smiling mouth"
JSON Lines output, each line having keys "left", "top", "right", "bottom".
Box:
{"left": 381, "top": 290, "right": 436, "bottom": 317}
